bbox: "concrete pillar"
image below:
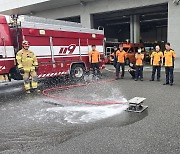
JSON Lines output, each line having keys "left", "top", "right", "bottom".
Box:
{"left": 130, "top": 15, "right": 140, "bottom": 43}
{"left": 168, "top": 1, "right": 180, "bottom": 70}
{"left": 80, "top": 12, "right": 94, "bottom": 28}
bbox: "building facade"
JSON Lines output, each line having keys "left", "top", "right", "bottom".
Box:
{"left": 0, "top": 0, "right": 179, "bottom": 69}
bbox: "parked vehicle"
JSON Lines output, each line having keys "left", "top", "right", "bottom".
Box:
{"left": 105, "top": 42, "right": 145, "bottom": 65}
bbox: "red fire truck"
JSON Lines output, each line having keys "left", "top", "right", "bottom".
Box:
{"left": 0, "top": 15, "right": 105, "bottom": 82}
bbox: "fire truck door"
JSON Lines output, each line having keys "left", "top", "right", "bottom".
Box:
{"left": 0, "top": 37, "right": 7, "bottom": 73}
{"left": 49, "top": 37, "right": 56, "bottom": 68}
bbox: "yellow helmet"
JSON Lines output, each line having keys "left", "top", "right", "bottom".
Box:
{"left": 22, "top": 40, "right": 29, "bottom": 47}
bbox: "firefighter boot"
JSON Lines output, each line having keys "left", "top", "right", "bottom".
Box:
{"left": 31, "top": 88, "right": 41, "bottom": 93}
{"left": 26, "top": 90, "right": 31, "bottom": 94}
{"left": 36, "top": 89, "right": 41, "bottom": 93}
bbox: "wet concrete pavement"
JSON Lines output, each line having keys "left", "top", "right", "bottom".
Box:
{"left": 0, "top": 65, "right": 180, "bottom": 154}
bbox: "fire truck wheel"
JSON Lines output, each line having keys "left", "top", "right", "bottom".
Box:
{"left": 70, "top": 64, "right": 85, "bottom": 80}
{"left": 125, "top": 58, "right": 130, "bottom": 65}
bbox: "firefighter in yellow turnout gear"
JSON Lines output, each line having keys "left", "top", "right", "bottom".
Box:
{"left": 16, "top": 41, "right": 40, "bottom": 94}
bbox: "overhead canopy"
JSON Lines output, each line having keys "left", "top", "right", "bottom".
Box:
{"left": 0, "top": 0, "right": 95, "bottom": 15}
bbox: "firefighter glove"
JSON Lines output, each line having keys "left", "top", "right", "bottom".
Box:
{"left": 35, "top": 67, "right": 38, "bottom": 72}
{"left": 19, "top": 68, "right": 25, "bottom": 74}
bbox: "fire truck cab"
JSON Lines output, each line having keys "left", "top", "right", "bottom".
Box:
{"left": 0, "top": 15, "right": 105, "bottom": 82}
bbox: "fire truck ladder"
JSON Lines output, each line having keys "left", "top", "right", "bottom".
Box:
{"left": 0, "top": 37, "right": 10, "bottom": 83}
{"left": 18, "top": 15, "right": 104, "bottom": 34}
{"left": 49, "top": 37, "right": 56, "bottom": 68}
{"left": 1, "top": 37, "right": 7, "bottom": 58}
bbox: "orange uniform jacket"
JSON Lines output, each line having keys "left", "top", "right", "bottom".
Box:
{"left": 116, "top": 50, "right": 127, "bottom": 63}
{"left": 164, "top": 50, "right": 176, "bottom": 67}
{"left": 135, "top": 53, "right": 144, "bottom": 66}
{"left": 89, "top": 50, "right": 100, "bottom": 63}
{"left": 151, "top": 51, "right": 163, "bottom": 66}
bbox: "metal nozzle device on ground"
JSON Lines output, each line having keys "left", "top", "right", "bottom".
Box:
{"left": 126, "top": 97, "right": 148, "bottom": 113}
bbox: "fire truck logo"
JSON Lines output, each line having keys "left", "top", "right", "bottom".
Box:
{"left": 0, "top": 66, "right": 5, "bottom": 72}
{"left": 59, "top": 44, "right": 76, "bottom": 54}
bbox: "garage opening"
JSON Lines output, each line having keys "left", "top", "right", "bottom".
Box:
{"left": 93, "top": 3, "right": 168, "bottom": 44}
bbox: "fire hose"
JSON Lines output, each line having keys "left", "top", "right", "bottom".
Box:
{"left": 42, "top": 78, "right": 124, "bottom": 105}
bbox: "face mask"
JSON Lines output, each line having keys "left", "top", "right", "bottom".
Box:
{"left": 138, "top": 49, "right": 141, "bottom": 53}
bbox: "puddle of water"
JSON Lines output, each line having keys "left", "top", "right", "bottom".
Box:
{"left": 84, "top": 74, "right": 100, "bottom": 82}
{"left": 0, "top": 87, "right": 23, "bottom": 95}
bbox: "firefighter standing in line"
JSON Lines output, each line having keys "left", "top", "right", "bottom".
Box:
{"left": 16, "top": 41, "right": 40, "bottom": 94}
{"left": 135, "top": 48, "right": 144, "bottom": 81}
{"left": 150, "top": 45, "right": 163, "bottom": 81}
{"left": 163, "top": 42, "right": 176, "bottom": 86}
{"left": 110, "top": 46, "right": 118, "bottom": 68}
{"left": 116, "top": 44, "right": 127, "bottom": 80}
{"left": 89, "top": 45, "right": 101, "bottom": 77}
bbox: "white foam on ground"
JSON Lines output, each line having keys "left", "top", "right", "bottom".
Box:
{"left": 29, "top": 88, "right": 128, "bottom": 124}
{"left": 46, "top": 104, "right": 128, "bottom": 124}
{"left": 29, "top": 85, "right": 128, "bottom": 124}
